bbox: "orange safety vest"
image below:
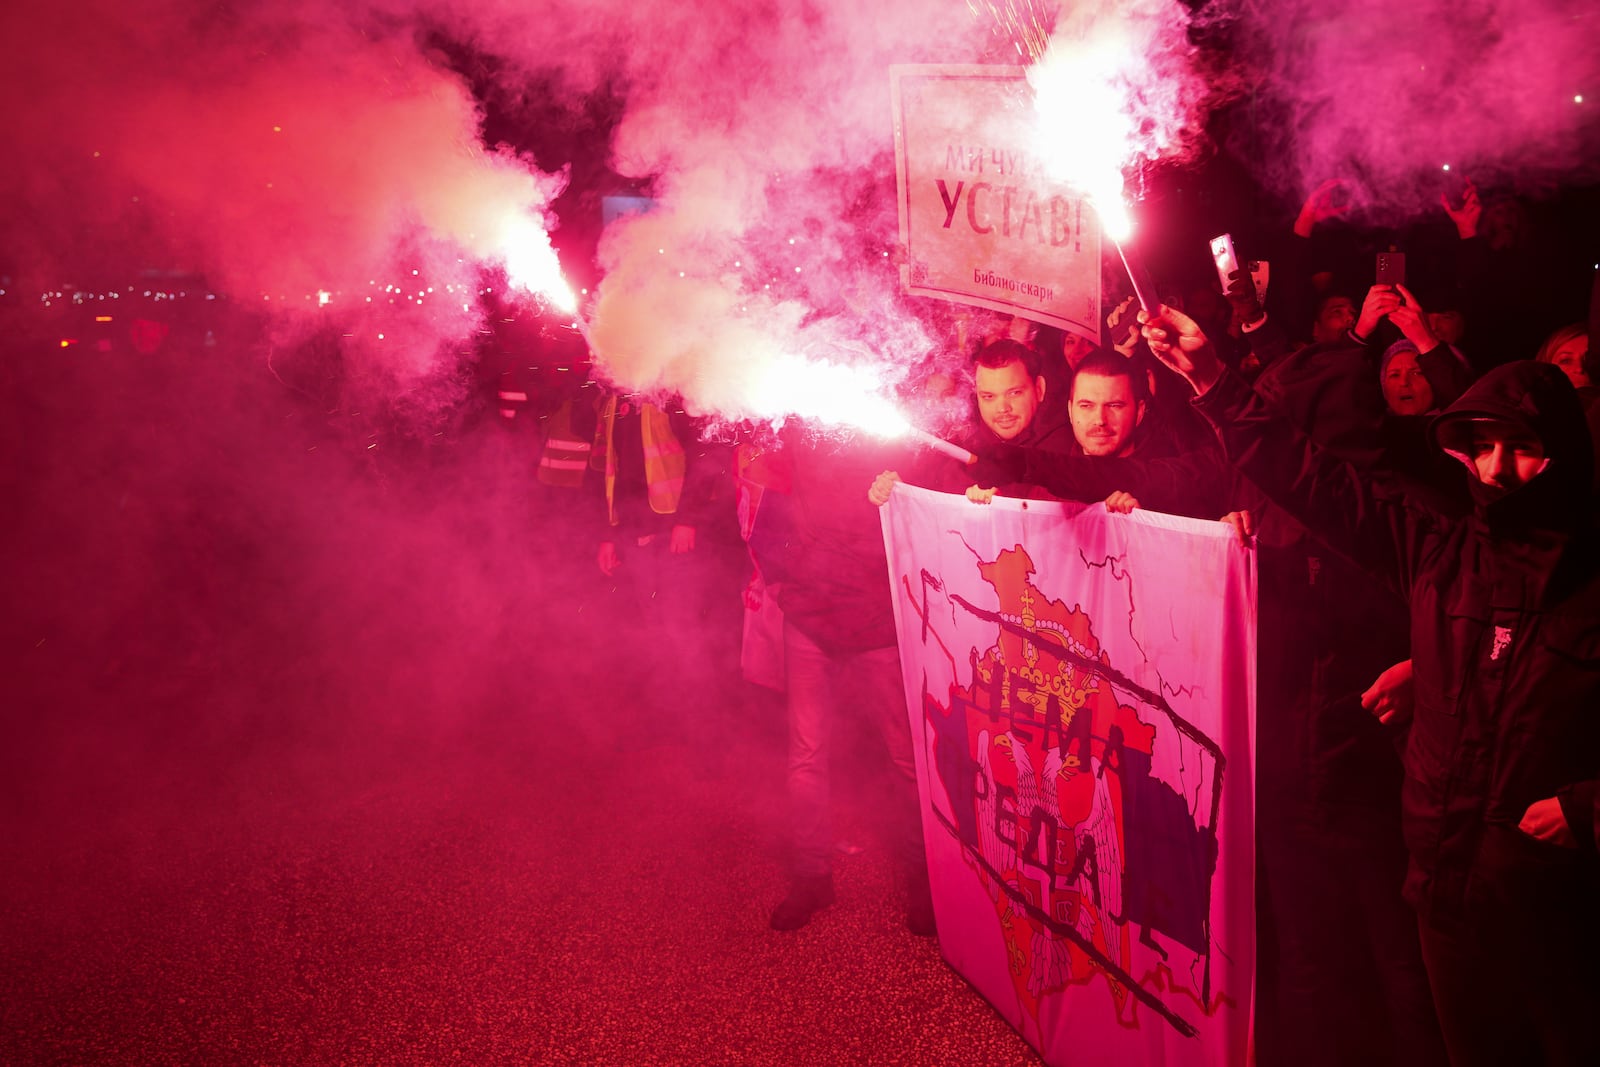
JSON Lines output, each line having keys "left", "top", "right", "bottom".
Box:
{"left": 536, "top": 398, "right": 593, "bottom": 487}
{"left": 591, "top": 396, "right": 686, "bottom": 526}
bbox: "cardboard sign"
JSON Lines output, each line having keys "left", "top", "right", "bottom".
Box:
{"left": 891, "top": 65, "right": 1101, "bottom": 344}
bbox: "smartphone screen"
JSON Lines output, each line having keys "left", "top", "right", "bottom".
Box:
{"left": 1210, "top": 234, "right": 1239, "bottom": 293}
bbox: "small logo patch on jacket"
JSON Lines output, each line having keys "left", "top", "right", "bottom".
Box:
{"left": 1490, "top": 625, "right": 1513, "bottom": 661}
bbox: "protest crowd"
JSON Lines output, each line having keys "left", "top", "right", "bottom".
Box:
{"left": 11, "top": 0, "right": 1600, "bottom": 1059}
{"left": 504, "top": 174, "right": 1599, "bottom": 1067}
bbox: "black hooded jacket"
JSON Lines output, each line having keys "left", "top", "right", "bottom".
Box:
{"left": 1193, "top": 360, "right": 1600, "bottom": 919}
{"left": 977, "top": 431, "right": 1414, "bottom": 829}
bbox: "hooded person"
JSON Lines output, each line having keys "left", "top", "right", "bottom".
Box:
{"left": 1430, "top": 361, "right": 1594, "bottom": 530}
{"left": 1141, "top": 299, "right": 1600, "bottom": 1067}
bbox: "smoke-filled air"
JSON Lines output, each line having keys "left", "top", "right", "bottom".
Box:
{"left": 3, "top": 0, "right": 1598, "bottom": 1062}
{"left": 1226, "top": 0, "right": 1599, "bottom": 212}
{"left": 5, "top": 0, "right": 1593, "bottom": 413}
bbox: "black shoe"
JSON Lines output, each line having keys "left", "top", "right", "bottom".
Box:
{"left": 768, "top": 875, "right": 835, "bottom": 931}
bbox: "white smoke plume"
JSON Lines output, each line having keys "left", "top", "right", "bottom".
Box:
{"left": 6, "top": 0, "right": 1593, "bottom": 423}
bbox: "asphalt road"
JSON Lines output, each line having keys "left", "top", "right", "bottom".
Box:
{"left": 1, "top": 340, "right": 1042, "bottom": 1065}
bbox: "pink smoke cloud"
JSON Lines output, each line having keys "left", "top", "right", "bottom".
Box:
{"left": 1, "top": 1, "right": 566, "bottom": 392}
{"left": 1225, "top": 0, "right": 1600, "bottom": 212}
{"left": 16, "top": 0, "right": 1588, "bottom": 426}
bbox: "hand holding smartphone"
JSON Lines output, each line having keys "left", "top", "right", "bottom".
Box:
{"left": 1212, "top": 233, "right": 1268, "bottom": 308}
{"left": 1375, "top": 251, "right": 1406, "bottom": 288}
{"left": 1210, "top": 234, "right": 1239, "bottom": 293}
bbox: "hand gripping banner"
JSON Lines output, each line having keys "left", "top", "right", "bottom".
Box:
{"left": 881, "top": 485, "right": 1255, "bottom": 1066}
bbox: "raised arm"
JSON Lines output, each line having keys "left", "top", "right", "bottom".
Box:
{"left": 1139, "top": 305, "right": 1425, "bottom": 595}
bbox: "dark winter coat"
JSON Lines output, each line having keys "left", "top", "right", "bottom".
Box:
{"left": 923, "top": 406, "right": 1077, "bottom": 496}
{"left": 977, "top": 440, "right": 1411, "bottom": 827}
{"left": 768, "top": 425, "right": 913, "bottom": 656}
{"left": 1193, "top": 360, "right": 1600, "bottom": 919}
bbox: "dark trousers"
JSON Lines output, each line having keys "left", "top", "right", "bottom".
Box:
{"left": 1416, "top": 825, "right": 1600, "bottom": 1067}
{"left": 782, "top": 622, "right": 922, "bottom": 881}
{"left": 1255, "top": 801, "right": 1447, "bottom": 1067}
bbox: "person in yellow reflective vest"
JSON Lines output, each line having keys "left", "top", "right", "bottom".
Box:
{"left": 567, "top": 390, "right": 738, "bottom": 771}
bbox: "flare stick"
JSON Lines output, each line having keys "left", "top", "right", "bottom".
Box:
{"left": 1115, "top": 238, "right": 1161, "bottom": 316}
{"left": 908, "top": 427, "right": 977, "bottom": 466}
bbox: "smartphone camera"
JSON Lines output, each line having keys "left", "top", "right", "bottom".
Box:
{"left": 1375, "top": 252, "right": 1406, "bottom": 288}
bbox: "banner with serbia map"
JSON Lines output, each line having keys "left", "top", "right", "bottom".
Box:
{"left": 880, "top": 485, "right": 1255, "bottom": 1067}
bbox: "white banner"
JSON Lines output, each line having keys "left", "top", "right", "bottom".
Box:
{"left": 881, "top": 485, "right": 1255, "bottom": 1066}
{"left": 890, "top": 64, "right": 1102, "bottom": 343}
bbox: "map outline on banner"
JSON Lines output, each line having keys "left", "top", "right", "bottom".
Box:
{"left": 953, "top": 590, "right": 1221, "bottom": 1029}
{"left": 889, "top": 63, "right": 1102, "bottom": 345}
{"left": 881, "top": 486, "right": 1254, "bottom": 1066}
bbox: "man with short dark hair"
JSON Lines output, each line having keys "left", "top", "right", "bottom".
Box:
{"left": 1068, "top": 350, "right": 1150, "bottom": 458}
{"left": 971, "top": 338, "right": 1049, "bottom": 443}
{"left": 868, "top": 338, "right": 1072, "bottom": 506}
{"left": 1312, "top": 292, "right": 1358, "bottom": 346}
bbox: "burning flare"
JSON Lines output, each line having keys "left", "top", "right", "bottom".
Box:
{"left": 744, "top": 354, "right": 974, "bottom": 463}
{"left": 1026, "top": 0, "right": 1204, "bottom": 240}
{"left": 500, "top": 214, "right": 576, "bottom": 314}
